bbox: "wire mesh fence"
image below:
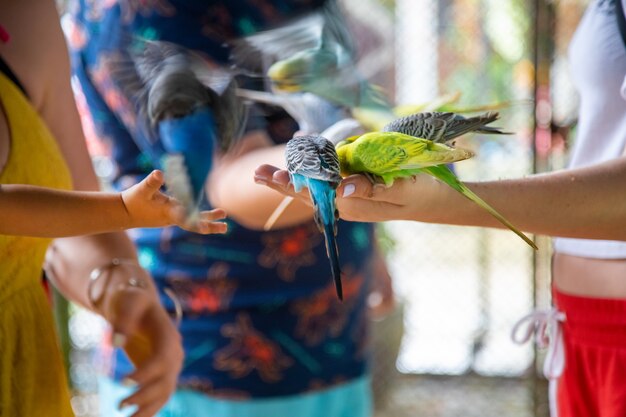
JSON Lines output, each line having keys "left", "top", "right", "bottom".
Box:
{"left": 60, "top": 0, "right": 591, "bottom": 416}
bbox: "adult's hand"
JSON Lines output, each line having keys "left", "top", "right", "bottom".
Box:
{"left": 96, "top": 265, "right": 184, "bottom": 417}
{"left": 254, "top": 164, "right": 444, "bottom": 223}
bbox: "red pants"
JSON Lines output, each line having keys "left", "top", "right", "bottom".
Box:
{"left": 554, "top": 289, "right": 626, "bottom": 417}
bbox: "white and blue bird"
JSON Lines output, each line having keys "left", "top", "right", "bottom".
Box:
{"left": 107, "top": 38, "right": 247, "bottom": 221}
{"left": 285, "top": 135, "right": 344, "bottom": 300}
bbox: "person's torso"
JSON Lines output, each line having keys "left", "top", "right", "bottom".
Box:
{"left": 553, "top": 0, "right": 626, "bottom": 260}
{"left": 71, "top": 0, "right": 375, "bottom": 397}
{"left": 0, "top": 70, "right": 72, "bottom": 301}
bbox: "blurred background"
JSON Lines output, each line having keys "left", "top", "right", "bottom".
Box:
{"left": 56, "top": 0, "right": 589, "bottom": 416}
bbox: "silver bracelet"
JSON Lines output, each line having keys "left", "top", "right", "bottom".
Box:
{"left": 87, "top": 258, "right": 146, "bottom": 310}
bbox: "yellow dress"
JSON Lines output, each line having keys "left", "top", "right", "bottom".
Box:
{"left": 0, "top": 72, "right": 75, "bottom": 416}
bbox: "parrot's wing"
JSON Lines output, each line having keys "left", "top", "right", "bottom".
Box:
{"left": 101, "top": 48, "right": 158, "bottom": 143}
{"left": 397, "top": 147, "right": 474, "bottom": 170}
{"left": 230, "top": 1, "right": 354, "bottom": 75}
{"left": 316, "top": 137, "right": 343, "bottom": 183}
{"left": 352, "top": 134, "right": 424, "bottom": 173}
{"left": 286, "top": 135, "right": 342, "bottom": 183}
{"left": 382, "top": 112, "right": 451, "bottom": 141}
{"left": 441, "top": 112, "right": 506, "bottom": 141}
{"left": 230, "top": 13, "right": 325, "bottom": 76}
{"left": 134, "top": 39, "right": 237, "bottom": 101}
{"left": 383, "top": 111, "right": 510, "bottom": 144}
{"left": 131, "top": 39, "right": 248, "bottom": 149}
{"left": 237, "top": 89, "right": 346, "bottom": 134}
{"left": 397, "top": 137, "right": 474, "bottom": 169}
{"left": 355, "top": 133, "right": 474, "bottom": 173}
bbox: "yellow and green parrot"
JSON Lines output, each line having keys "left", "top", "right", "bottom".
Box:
{"left": 231, "top": 2, "right": 520, "bottom": 132}
{"left": 335, "top": 131, "right": 537, "bottom": 250}
{"left": 268, "top": 51, "right": 522, "bottom": 131}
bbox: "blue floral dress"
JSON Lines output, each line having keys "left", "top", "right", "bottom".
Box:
{"left": 69, "top": 1, "right": 375, "bottom": 416}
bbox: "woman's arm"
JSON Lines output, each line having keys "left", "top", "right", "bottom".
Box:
{"left": 1, "top": 2, "right": 184, "bottom": 416}
{"left": 209, "top": 130, "right": 315, "bottom": 230}
{"left": 255, "top": 156, "right": 626, "bottom": 241}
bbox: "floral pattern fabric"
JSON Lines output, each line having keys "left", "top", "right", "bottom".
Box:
{"left": 70, "top": 0, "right": 374, "bottom": 398}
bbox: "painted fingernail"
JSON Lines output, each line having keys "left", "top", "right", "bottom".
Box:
{"left": 342, "top": 183, "right": 356, "bottom": 197}
{"left": 112, "top": 332, "right": 127, "bottom": 348}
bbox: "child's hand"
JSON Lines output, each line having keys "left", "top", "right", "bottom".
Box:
{"left": 121, "top": 170, "right": 228, "bottom": 234}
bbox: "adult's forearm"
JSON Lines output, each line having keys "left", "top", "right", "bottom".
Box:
{"left": 419, "top": 158, "right": 626, "bottom": 241}
{"left": 47, "top": 232, "right": 143, "bottom": 310}
{"left": 210, "top": 138, "right": 314, "bottom": 230}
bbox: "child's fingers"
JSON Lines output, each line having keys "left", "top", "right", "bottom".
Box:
{"left": 197, "top": 221, "right": 228, "bottom": 234}
{"left": 199, "top": 208, "right": 227, "bottom": 221}
{"left": 141, "top": 170, "right": 165, "bottom": 195}
{"left": 177, "top": 209, "right": 228, "bottom": 234}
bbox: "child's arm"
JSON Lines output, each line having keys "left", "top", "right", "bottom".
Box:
{"left": 0, "top": 170, "right": 227, "bottom": 237}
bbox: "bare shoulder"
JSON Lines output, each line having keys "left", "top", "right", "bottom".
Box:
{"left": 0, "top": 0, "right": 66, "bottom": 109}
{"left": 0, "top": 0, "right": 99, "bottom": 191}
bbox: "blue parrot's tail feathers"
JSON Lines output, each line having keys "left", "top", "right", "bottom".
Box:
{"left": 321, "top": 219, "right": 342, "bottom": 301}
{"left": 308, "top": 179, "right": 343, "bottom": 301}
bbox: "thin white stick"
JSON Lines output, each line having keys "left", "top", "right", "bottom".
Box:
{"left": 263, "top": 196, "right": 294, "bottom": 231}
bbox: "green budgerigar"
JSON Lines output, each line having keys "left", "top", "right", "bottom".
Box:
{"left": 335, "top": 131, "right": 537, "bottom": 249}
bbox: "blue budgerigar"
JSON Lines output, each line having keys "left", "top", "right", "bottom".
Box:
{"left": 286, "top": 135, "right": 344, "bottom": 300}
{"left": 107, "top": 39, "right": 247, "bottom": 220}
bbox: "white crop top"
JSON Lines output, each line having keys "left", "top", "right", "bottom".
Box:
{"left": 552, "top": 0, "right": 626, "bottom": 258}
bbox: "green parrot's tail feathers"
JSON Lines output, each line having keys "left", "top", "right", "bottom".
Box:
{"left": 424, "top": 165, "right": 537, "bottom": 250}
